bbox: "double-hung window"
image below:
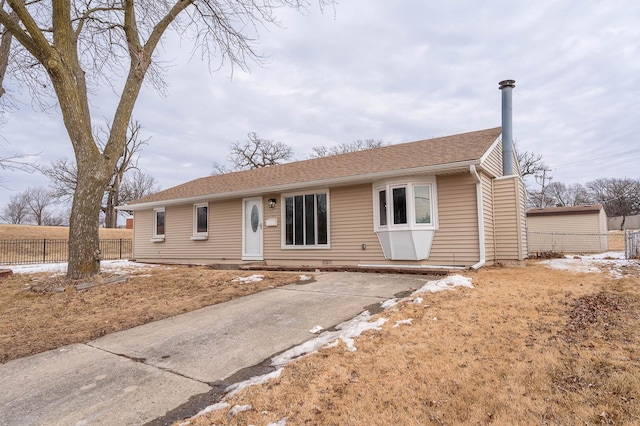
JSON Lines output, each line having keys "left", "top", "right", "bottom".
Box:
{"left": 283, "top": 191, "right": 329, "bottom": 247}
{"left": 192, "top": 203, "right": 208, "bottom": 240}
{"left": 152, "top": 207, "right": 165, "bottom": 242}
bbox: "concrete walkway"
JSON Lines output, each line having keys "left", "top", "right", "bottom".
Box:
{"left": 0, "top": 272, "right": 427, "bottom": 426}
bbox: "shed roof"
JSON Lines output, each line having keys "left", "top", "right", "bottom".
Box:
{"left": 526, "top": 204, "right": 604, "bottom": 217}
{"left": 127, "top": 127, "right": 502, "bottom": 209}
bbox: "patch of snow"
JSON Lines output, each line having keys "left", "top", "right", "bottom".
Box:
{"left": 226, "top": 368, "right": 283, "bottom": 398}
{"left": 227, "top": 404, "right": 252, "bottom": 419}
{"left": 271, "top": 311, "right": 387, "bottom": 366}
{"left": 309, "top": 325, "right": 323, "bottom": 334}
{"left": 267, "top": 418, "right": 287, "bottom": 426}
{"left": 232, "top": 274, "right": 264, "bottom": 283}
{"left": 195, "top": 402, "right": 229, "bottom": 417}
{"left": 413, "top": 275, "right": 474, "bottom": 294}
{"left": 299, "top": 274, "right": 312, "bottom": 281}
{"left": 413, "top": 297, "right": 424, "bottom": 304}
{"left": 538, "top": 251, "right": 639, "bottom": 278}
{"left": 6, "top": 260, "right": 155, "bottom": 275}
{"left": 380, "top": 299, "right": 398, "bottom": 308}
{"left": 393, "top": 318, "right": 413, "bottom": 327}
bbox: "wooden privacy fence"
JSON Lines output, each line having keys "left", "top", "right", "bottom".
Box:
{"left": 0, "top": 239, "right": 132, "bottom": 265}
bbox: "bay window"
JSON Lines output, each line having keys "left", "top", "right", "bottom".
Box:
{"left": 373, "top": 178, "right": 437, "bottom": 260}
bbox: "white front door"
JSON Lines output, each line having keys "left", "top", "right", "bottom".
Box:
{"left": 242, "top": 197, "right": 263, "bottom": 260}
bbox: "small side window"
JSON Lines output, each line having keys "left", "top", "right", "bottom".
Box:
{"left": 193, "top": 203, "right": 208, "bottom": 238}
{"left": 153, "top": 207, "right": 165, "bottom": 241}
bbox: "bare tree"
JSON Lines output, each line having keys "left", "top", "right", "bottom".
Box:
{"left": 119, "top": 169, "right": 159, "bottom": 205}
{"left": 101, "top": 120, "right": 150, "bottom": 228}
{"left": 1, "top": 1, "right": 331, "bottom": 279}
{"left": 545, "top": 182, "right": 591, "bottom": 207}
{"left": 40, "top": 157, "right": 77, "bottom": 201}
{"left": 25, "top": 186, "right": 56, "bottom": 225}
{"left": 515, "top": 142, "right": 548, "bottom": 178}
{"left": 587, "top": 178, "right": 640, "bottom": 230}
{"left": 0, "top": 0, "right": 14, "bottom": 99}
{"left": 41, "top": 120, "right": 150, "bottom": 227}
{"left": 309, "top": 138, "right": 388, "bottom": 158}
{"left": 0, "top": 190, "right": 29, "bottom": 223}
{"left": 218, "top": 132, "right": 294, "bottom": 172}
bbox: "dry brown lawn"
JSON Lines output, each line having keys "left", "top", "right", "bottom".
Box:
{"left": 0, "top": 266, "right": 300, "bottom": 362}
{"left": 1, "top": 227, "right": 638, "bottom": 424}
{"left": 185, "top": 262, "right": 640, "bottom": 426}
{"left": 0, "top": 224, "right": 132, "bottom": 240}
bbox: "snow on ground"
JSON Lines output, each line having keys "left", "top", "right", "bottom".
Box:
{"left": 231, "top": 274, "right": 264, "bottom": 283}
{"left": 413, "top": 274, "right": 475, "bottom": 294}
{"left": 5, "top": 260, "right": 157, "bottom": 275}
{"left": 538, "top": 251, "right": 639, "bottom": 278}
{"left": 186, "top": 275, "right": 475, "bottom": 424}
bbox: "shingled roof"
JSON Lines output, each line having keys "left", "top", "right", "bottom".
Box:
{"left": 127, "top": 127, "right": 501, "bottom": 209}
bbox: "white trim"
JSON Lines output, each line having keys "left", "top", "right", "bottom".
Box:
{"left": 152, "top": 207, "right": 165, "bottom": 241}
{"left": 192, "top": 202, "right": 209, "bottom": 240}
{"left": 479, "top": 136, "right": 502, "bottom": 165}
{"left": 469, "top": 165, "right": 486, "bottom": 270}
{"left": 358, "top": 263, "right": 466, "bottom": 270}
{"left": 242, "top": 197, "right": 264, "bottom": 260}
{"left": 372, "top": 177, "right": 438, "bottom": 233}
{"left": 120, "top": 161, "right": 480, "bottom": 211}
{"left": 280, "top": 189, "right": 331, "bottom": 249}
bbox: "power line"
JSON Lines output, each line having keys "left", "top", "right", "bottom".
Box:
{"left": 554, "top": 147, "right": 640, "bottom": 169}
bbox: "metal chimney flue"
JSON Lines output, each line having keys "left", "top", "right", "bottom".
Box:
{"left": 499, "top": 79, "right": 516, "bottom": 176}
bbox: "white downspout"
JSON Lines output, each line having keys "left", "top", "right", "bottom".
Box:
{"left": 470, "top": 165, "right": 486, "bottom": 270}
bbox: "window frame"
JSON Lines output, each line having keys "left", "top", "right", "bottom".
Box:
{"left": 281, "top": 189, "right": 330, "bottom": 249}
{"left": 151, "top": 207, "right": 166, "bottom": 242}
{"left": 191, "top": 202, "right": 209, "bottom": 240}
{"left": 373, "top": 178, "right": 437, "bottom": 232}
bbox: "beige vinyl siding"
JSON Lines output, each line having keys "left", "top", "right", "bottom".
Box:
{"left": 494, "top": 176, "right": 526, "bottom": 261}
{"left": 481, "top": 141, "right": 503, "bottom": 178}
{"left": 264, "top": 185, "right": 384, "bottom": 265}
{"left": 132, "top": 200, "right": 242, "bottom": 263}
{"left": 527, "top": 209, "right": 608, "bottom": 253}
{"left": 480, "top": 172, "right": 496, "bottom": 263}
{"left": 518, "top": 178, "right": 528, "bottom": 258}
{"left": 132, "top": 174, "right": 491, "bottom": 267}
{"left": 429, "top": 173, "right": 480, "bottom": 266}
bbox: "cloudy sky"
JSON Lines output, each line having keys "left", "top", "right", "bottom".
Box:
{"left": 1, "top": 0, "right": 639, "bottom": 213}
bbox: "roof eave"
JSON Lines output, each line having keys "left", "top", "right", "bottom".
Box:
{"left": 119, "top": 160, "right": 481, "bottom": 211}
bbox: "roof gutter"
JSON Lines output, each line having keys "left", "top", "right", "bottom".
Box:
{"left": 470, "top": 164, "right": 486, "bottom": 270}
{"left": 119, "top": 159, "right": 482, "bottom": 211}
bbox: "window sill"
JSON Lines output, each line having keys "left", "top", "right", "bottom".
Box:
{"left": 150, "top": 237, "right": 165, "bottom": 243}
{"left": 281, "top": 244, "right": 330, "bottom": 250}
{"left": 190, "top": 235, "right": 208, "bottom": 241}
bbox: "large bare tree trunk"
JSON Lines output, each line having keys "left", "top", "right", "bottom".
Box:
{"left": 68, "top": 164, "right": 109, "bottom": 278}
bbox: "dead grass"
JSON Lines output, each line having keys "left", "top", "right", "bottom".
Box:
{"left": 187, "top": 263, "right": 640, "bottom": 426}
{"left": 0, "top": 266, "right": 301, "bottom": 362}
{"left": 0, "top": 224, "right": 132, "bottom": 240}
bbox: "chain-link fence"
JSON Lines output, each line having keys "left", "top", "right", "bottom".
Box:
{"left": 0, "top": 239, "right": 132, "bottom": 265}
{"left": 625, "top": 230, "right": 640, "bottom": 259}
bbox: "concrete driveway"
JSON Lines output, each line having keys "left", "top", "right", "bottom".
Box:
{"left": 0, "top": 272, "right": 428, "bottom": 426}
